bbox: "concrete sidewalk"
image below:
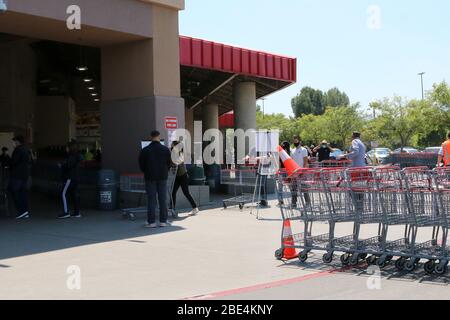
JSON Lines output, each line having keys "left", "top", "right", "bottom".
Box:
{"left": 0, "top": 199, "right": 449, "bottom": 300}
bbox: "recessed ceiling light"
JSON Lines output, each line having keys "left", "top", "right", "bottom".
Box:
{"left": 83, "top": 78, "right": 93, "bottom": 83}
{"left": 94, "top": 98, "right": 100, "bottom": 102}
{"left": 88, "top": 87, "right": 95, "bottom": 90}
{"left": 91, "top": 93, "right": 98, "bottom": 96}
{"left": 76, "top": 66, "right": 88, "bottom": 72}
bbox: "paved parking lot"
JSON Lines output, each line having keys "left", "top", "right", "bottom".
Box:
{"left": 0, "top": 196, "right": 449, "bottom": 300}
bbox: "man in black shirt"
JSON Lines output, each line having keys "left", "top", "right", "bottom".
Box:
{"left": 313, "top": 140, "right": 334, "bottom": 163}
{"left": 8, "top": 135, "right": 31, "bottom": 219}
{"left": 139, "top": 131, "right": 172, "bottom": 228}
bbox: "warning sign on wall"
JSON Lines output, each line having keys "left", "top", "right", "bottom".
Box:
{"left": 165, "top": 117, "right": 178, "bottom": 130}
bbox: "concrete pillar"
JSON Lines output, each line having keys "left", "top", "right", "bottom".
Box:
{"left": 101, "top": 5, "right": 185, "bottom": 174}
{"left": 233, "top": 82, "right": 257, "bottom": 132}
{"left": 233, "top": 82, "right": 257, "bottom": 158}
{"left": 202, "top": 103, "right": 219, "bottom": 132}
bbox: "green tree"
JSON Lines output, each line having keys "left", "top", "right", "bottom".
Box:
{"left": 322, "top": 106, "right": 363, "bottom": 149}
{"left": 367, "top": 97, "right": 427, "bottom": 150}
{"left": 291, "top": 87, "right": 325, "bottom": 117}
{"left": 324, "top": 87, "right": 350, "bottom": 108}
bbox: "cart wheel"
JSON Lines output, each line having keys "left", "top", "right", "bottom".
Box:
{"left": 350, "top": 254, "right": 360, "bottom": 266}
{"left": 358, "top": 253, "right": 368, "bottom": 261}
{"left": 239, "top": 203, "right": 244, "bottom": 211}
{"left": 299, "top": 252, "right": 308, "bottom": 263}
{"left": 424, "top": 260, "right": 436, "bottom": 275}
{"left": 275, "top": 249, "right": 284, "bottom": 261}
{"left": 377, "top": 256, "right": 387, "bottom": 269}
{"left": 366, "top": 255, "right": 377, "bottom": 266}
{"left": 404, "top": 260, "right": 416, "bottom": 272}
{"left": 435, "top": 261, "right": 448, "bottom": 275}
{"left": 395, "top": 258, "right": 406, "bottom": 271}
{"left": 323, "top": 253, "right": 333, "bottom": 264}
{"left": 341, "top": 253, "right": 350, "bottom": 266}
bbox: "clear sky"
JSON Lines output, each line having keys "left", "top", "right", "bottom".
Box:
{"left": 179, "top": 0, "right": 450, "bottom": 116}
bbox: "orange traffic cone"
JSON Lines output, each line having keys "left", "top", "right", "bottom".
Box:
{"left": 282, "top": 219, "right": 298, "bottom": 260}
{"left": 278, "top": 145, "right": 302, "bottom": 177}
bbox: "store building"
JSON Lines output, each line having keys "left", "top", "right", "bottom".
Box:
{"left": 0, "top": 0, "right": 296, "bottom": 176}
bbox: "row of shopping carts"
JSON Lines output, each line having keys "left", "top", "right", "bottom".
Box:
{"left": 275, "top": 166, "right": 450, "bottom": 275}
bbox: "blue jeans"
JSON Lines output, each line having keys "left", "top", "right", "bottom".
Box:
{"left": 146, "top": 180, "right": 168, "bottom": 224}
{"left": 8, "top": 178, "right": 29, "bottom": 215}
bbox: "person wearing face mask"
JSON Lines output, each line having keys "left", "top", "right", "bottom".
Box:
{"left": 313, "top": 140, "right": 334, "bottom": 163}
{"left": 291, "top": 136, "right": 309, "bottom": 169}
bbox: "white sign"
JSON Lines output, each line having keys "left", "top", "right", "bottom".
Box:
{"left": 256, "top": 130, "right": 279, "bottom": 153}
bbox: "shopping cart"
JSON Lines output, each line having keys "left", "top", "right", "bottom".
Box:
{"left": 120, "top": 167, "right": 177, "bottom": 221}
{"left": 310, "top": 160, "right": 353, "bottom": 169}
{"left": 221, "top": 168, "right": 258, "bottom": 211}
{"left": 275, "top": 165, "right": 450, "bottom": 275}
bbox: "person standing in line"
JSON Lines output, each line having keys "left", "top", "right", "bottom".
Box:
{"left": 437, "top": 132, "right": 450, "bottom": 167}
{"left": 313, "top": 140, "right": 335, "bottom": 163}
{"left": 0, "top": 147, "right": 11, "bottom": 169}
{"left": 290, "top": 136, "right": 309, "bottom": 208}
{"left": 291, "top": 136, "right": 309, "bottom": 169}
{"left": 8, "top": 135, "right": 31, "bottom": 220}
{"left": 343, "top": 132, "right": 367, "bottom": 168}
{"left": 139, "top": 131, "right": 172, "bottom": 228}
{"left": 59, "top": 140, "right": 83, "bottom": 219}
{"left": 170, "top": 141, "right": 200, "bottom": 216}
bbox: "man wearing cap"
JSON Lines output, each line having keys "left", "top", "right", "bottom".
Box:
{"left": 139, "top": 130, "right": 173, "bottom": 228}
{"left": 8, "top": 135, "right": 31, "bottom": 219}
{"left": 342, "top": 132, "right": 367, "bottom": 168}
{"left": 313, "top": 140, "right": 334, "bottom": 163}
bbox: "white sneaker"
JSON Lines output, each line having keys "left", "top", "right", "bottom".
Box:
{"left": 144, "top": 223, "right": 158, "bottom": 229}
{"left": 16, "top": 212, "right": 30, "bottom": 220}
{"left": 189, "top": 208, "right": 200, "bottom": 216}
{"left": 160, "top": 222, "right": 172, "bottom": 228}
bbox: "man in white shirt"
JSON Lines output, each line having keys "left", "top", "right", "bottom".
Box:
{"left": 291, "top": 136, "right": 309, "bottom": 168}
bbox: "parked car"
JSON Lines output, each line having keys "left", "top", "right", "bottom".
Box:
{"left": 393, "top": 147, "right": 419, "bottom": 154}
{"left": 367, "top": 148, "right": 391, "bottom": 164}
{"left": 424, "top": 147, "right": 442, "bottom": 154}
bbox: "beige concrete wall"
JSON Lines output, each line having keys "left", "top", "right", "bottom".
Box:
{"left": 151, "top": 5, "right": 181, "bottom": 97}
{"left": 7, "top": 0, "right": 154, "bottom": 38}
{"left": 102, "top": 39, "right": 154, "bottom": 101}
{"left": 140, "top": 0, "right": 185, "bottom": 10}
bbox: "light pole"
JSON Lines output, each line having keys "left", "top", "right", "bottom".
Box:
{"left": 262, "top": 98, "right": 266, "bottom": 119}
{"left": 418, "top": 72, "right": 425, "bottom": 100}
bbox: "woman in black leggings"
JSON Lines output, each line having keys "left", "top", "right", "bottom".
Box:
{"left": 170, "top": 141, "right": 199, "bottom": 216}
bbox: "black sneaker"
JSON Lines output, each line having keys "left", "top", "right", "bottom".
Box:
{"left": 58, "top": 213, "right": 71, "bottom": 219}
{"left": 16, "top": 212, "right": 30, "bottom": 220}
{"left": 71, "top": 213, "right": 82, "bottom": 218}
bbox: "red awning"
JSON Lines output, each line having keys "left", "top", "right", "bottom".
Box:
{"left": 180, "top": 36, "right": 297, "bottom": 83}
{"left": 219, "top": 112, "right": 234, "bottom": 129}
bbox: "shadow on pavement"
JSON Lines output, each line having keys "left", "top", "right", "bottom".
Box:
{"left": 0, "top": 193, "right": 185, "bottom": 261}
